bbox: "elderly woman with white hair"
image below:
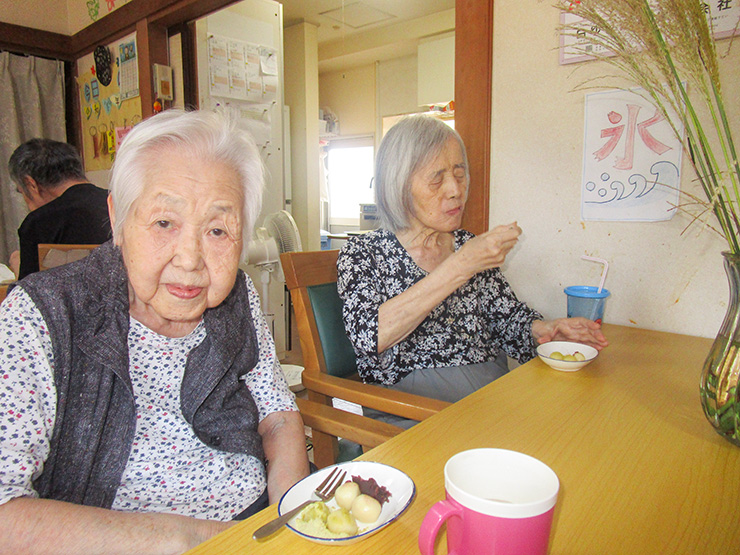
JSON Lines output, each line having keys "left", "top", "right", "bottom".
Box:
{"left": 0, "top": 110, "right": 309, "bottom": 553}
{"left": 337, "top": 116, "right": 608, "bottom": 427}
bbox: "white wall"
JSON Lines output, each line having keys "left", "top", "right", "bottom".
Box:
{"left": 320, "top": 65, "right": 376, "bottom": 137}
{"left": 417, "top": 32, "right": 454, "bottom": 106}
{"left": 284, "top": 22, "right": 322, "bottom": 251}
{"left": 318, "top": 54, "right": 421, "bottom": 139}
{"left": 490, "top": 0, "right": 740, "bottom": 338}
{"left": 377, "top": 55, "right": 420, "bottom": 118}
{"left": 0, "top": 0, "right": 69, "bottom": 34}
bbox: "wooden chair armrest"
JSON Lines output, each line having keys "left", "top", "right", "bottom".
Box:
{"left": 302, "top": 373, "right": 450, "bottom": 422}
{"left": 295, "top": 397, "right": 404, "bottom": 450}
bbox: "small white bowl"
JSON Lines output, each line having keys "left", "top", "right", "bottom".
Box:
{"left": 536, "top": 341, "right": 598, "bottom": 372}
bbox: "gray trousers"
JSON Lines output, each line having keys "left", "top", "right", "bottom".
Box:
{"left": 364, "top": 352, "right": 510, "bottom": 429}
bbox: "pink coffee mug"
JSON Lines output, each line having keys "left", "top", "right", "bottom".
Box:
{"left": 418, "top": 449, "right": 559, "bottom": 555}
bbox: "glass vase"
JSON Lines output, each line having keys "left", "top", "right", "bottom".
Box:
{"left": 700, "top": 251, "right": 740, "bottom": 447}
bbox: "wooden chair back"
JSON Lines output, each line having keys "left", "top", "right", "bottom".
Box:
{"left": 281, "top": 250, "right": 356, "bottom": 378}
{"left": 38, "top": 244, "right": 99, "bottom": 271}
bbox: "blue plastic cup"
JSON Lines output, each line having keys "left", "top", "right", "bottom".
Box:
{"left": 564, "top": 286, "right": 610, "bottom": 324}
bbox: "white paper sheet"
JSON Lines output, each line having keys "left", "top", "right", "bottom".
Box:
{"left": 118, "top": 38, "right": 139, "bottom": 100}
{"left": 0, "top": 264, "right": 15, "bottom": 283}
{"left": 259, "top": 46, "right": 278, "bottom": 75}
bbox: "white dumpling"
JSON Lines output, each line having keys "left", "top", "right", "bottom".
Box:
{"left": 334, "top": 481, "right": 361, "bottom": 510}
{"left": 351, "top": 494, "right": 382, "bottom": 523}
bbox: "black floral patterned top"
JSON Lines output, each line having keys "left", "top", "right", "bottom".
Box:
{"left": 337, "top": 229, "right": 543, "bottom": 386}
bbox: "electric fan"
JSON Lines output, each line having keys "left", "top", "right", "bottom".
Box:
{"left": 246, "top": 210, "right": 303, "bottom": 313}
{"left": 245, "top": 210, "right": 304, "bottom": 391}
{"left": 264, "top": 209, "right": 303, "bottom": 255}
{"left": 245, "top": 227, "right": 280, "bottom": 313}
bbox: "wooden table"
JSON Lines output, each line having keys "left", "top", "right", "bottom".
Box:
{"left": 187, "top": 325, "right": 740, "bottom": 554}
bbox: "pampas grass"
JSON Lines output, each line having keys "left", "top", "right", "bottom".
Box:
{"left": 558, "top": 0, "right": 740, "bottom": 252}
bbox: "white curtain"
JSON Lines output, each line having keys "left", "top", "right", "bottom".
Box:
{"left": 0, "top": 51, "right": 66, "bottom": 265}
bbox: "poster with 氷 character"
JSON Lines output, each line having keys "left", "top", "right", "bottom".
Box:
{"left": 581, "top": 88, "right": 684, "bottom": 222}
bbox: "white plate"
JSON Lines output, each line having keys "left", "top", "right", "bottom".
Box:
{"left": 536, "top": 341, "right": 598, "bottom": 372}
{"left": 279, "top": 461, "right": 415, "bottom": 545}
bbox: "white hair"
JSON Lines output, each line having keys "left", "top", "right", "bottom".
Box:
{"left": 375, "top": 116, "right": 469, "bottom": 232}
{"left": 108, "top": 109, "right": 264, "bottom": 261}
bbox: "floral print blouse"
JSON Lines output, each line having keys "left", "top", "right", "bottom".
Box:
{"left": 0, "top": 275, "right": 295, "bottom": 521}
{"left": 337, "top": 229, "right": 542, "bottom": 386}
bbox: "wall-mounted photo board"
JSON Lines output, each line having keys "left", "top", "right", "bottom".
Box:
{"left": 76, "top": 31, "right": 142, "bottom": 171}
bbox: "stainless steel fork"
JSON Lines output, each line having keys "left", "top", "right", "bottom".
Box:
{"left": 252, "top": 467, "right": 348, "bottom": 540}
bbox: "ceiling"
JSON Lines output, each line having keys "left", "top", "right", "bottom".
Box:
{"left": 277, "top": 0, "right": 455, "bottom": 73}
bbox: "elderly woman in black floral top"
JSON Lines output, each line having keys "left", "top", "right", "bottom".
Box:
{"left": 337, "top": 116, "right": 608, "bottom": 427}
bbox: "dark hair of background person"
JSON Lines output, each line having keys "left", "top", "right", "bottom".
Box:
{"left": 8, "top": 139, "right": 87, "bottom": 195}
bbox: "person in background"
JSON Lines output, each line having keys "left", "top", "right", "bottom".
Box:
{"left": 337, "top": 116, "right": 608, "bottom": 428}
{"left": 0, "top": 110, "right": 309, "bottom": 553}
{"left": 8, "top": 138, "right": 111, "bottom": 279}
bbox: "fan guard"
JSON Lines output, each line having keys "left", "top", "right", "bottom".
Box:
{"left": 264, "top": 210, "right": 303, "bottom": 254}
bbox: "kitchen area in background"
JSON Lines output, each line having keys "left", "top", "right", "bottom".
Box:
{"left": 307, "top": 1, "right": 456, "bottom": 250}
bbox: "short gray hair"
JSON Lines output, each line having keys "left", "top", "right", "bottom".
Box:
{"left": 109, "top": 109, "right": 264, "bottom": 261}
{"left": 375, "top": 116, "right": 469, "bottom": 232}
{"left": 9, "top": 138, "right": 86, "bottom": 194}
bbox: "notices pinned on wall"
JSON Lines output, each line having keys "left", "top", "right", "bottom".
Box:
{"left": 246, "top": 43, "right": 262, "bottom": 101}
{"left": 259, "top": 46, "right": 278, "bottom": 75}
{"left": 227, "top": 40, "right": 247, "bottom": 100}
{"left": 208, "top": 35, "right": 228, "bottom": 61}
{"left": 228, "top": 40, "right": 245, "bottom": 67}
{"left": 210, "top": 65, "right": 230, "bottom": 97}
{"left": 245, "top": 44, "right": 260, "bottom": 74}
{"left": 208, "top": 35, "right": 278, "bottom": 103}
{"left": 262, "top": 75, "right": 278, "bottom": 103}
{"left": 208, "top": 35, "right": 230, "bottom": 97}
{"left": 240, "top": 103, "right": 272, "bottom": 145}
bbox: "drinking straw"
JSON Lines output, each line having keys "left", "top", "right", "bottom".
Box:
{"left": 580, "top": 255, "right": 609, "bottom": 293}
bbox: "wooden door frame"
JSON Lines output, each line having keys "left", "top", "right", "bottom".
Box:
{"left": 456, "top": 0, "right": 493, "bottom": 234}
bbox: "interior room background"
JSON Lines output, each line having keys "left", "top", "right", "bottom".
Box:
{"left": 1, "top": 0, "right": 738, "bottom": 344}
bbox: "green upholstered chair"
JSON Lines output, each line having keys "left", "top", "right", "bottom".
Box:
{"left": 281, "top": 250, "right": 450, "bottom": 468}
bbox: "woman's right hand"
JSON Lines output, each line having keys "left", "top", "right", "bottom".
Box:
{"left": 451, "top": 222, "right": 522, "bottom": 279}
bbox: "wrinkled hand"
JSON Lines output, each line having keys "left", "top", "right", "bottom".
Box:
{"left": 453, "top": 222, "right": 522, "bottom": 278}
{"left": 531, "top": 318, "right": 609, "bottom": 350}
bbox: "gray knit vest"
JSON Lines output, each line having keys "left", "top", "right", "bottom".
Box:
{"left": 18, "top": 241, "right": 264, "bottom": 509}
